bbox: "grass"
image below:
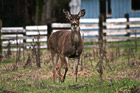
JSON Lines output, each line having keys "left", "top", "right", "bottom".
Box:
{"left": 0, "top": 46, "right": 140, "bottom": 93}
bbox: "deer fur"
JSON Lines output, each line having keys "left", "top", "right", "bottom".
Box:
{"left": 48, "top": 9, "right": 86, "bottom": 82}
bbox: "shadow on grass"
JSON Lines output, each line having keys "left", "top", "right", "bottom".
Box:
{"left": 45, "top": 82, "right": 107, "bottom": 92}
{"left": 0, "top": 88, "right": 16, "bottom": 93}
{"left": 45, "top": 83, "right": 90, "bottom": 91}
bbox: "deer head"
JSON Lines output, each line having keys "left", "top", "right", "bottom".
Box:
{"left": 63, "top": 9, "right": 86, "bottom": 32}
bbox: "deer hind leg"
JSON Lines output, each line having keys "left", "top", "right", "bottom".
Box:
{"left": 56, "top": 57, "right": 64, "bottom": 82}
{"left": 74, "top": 58, "right": 79, "bottom": 82}
{"left": 51, "top": 52, "right": 59, "bottom": 82}
{"left": 62, "top": 57, "right": 69, "bottom": 82}
{"left": 56, "top": 56, "right": 69, "bottom": 82}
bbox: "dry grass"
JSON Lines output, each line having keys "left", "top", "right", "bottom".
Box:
{"left": 0, "top": 47, "right": 140, "bottom": 92}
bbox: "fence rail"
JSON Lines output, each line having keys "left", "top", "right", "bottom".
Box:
{"left": 0, "top": 17, "right": 140, "bottom": 51}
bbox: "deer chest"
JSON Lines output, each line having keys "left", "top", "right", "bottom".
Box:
{"left": 73, "top": 34, "right": 79, "bottom": 43}
{"left": 63, "top": 43, "right": 83, "bottom": 58}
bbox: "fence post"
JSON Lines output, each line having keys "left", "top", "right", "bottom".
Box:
{"left": 125, "top": 13, "right": 129, "bottom": 29}
{"left": 99, "top": 14, "right": 104, "bottom": 53}
{"left": 47, "top": 23, "right": 52, "bottom": 40}
{"left": 47, "top": 23, "right": 52, "bottom": 49}
{"left": 23, "top": 26, "right": 26, "bottom": 43}
{"left": 124, "top": 13, "right": 130, "bottom": 40}
{"left": 134, "top": 30, "right": 137, "bottom": 53}
{"left": 97, "top": 14, "right": 104, "bottom": 81}
{"left": 0, "top": 19, "right": 2, "bottom": 61}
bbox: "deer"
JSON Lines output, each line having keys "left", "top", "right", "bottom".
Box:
{"left": 48, "top": 9, "right": 86, "bottom": 83}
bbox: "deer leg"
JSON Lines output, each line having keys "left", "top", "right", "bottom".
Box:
{"left": 62, "top": 57, "right": 69, "bottom": 82}
{"left": 51, "top": 52, "right": 58, "bottom": 82}
{"left": 56, "top": 57, "right": 64, "bottom": 82}
{"left": 73, "top": 58, "right": 79, "bottom": 82}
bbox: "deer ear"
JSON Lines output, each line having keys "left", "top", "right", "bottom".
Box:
{"left": 63, "top": 9, "right": 71, "bottom": 20}
{"left": 78, "top": 9, "right": 86, "bottom": 18}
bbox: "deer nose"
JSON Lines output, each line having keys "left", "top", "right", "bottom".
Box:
{"left": 72, "top": 23, "right": 77, "bottom": 26}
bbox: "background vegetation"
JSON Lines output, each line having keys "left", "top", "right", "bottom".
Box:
{"left": 0, "top": 0, "right": 70, "bottom": 27}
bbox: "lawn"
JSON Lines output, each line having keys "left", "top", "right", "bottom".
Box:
{"left": 0, "top": 44, "right": 140, "bottom": 93}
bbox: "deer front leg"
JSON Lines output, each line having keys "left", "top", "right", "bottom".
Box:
{"left": 51, "top": 53, "right": 59, "bottom": 82}
{"left": 73, "top": 58, "right": 79, "bottom": 82}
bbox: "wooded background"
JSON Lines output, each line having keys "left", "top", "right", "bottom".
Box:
{"left": 0, "top": 0, "right": 70, "bottom": 27}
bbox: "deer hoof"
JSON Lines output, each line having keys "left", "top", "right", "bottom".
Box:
{"left": 60, "top": 79, "right": 65, "bottom": 83}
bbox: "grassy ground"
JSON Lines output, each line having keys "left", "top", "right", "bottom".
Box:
{"left": 0, "top": 46, "right": 140, "bottom": 93}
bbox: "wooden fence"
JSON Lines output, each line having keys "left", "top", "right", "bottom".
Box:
{"left": 103, "top": 18, "right": 140, "bottom": 42}
{"left": 1, "top": 27, "right": 25, "bottom": 51}
{"left": 0, "top": 17, "right": 140, "bottom": 51}
{"left": 81, "top": 18, "right": 140, "bottom": 42}
{"left": 25, "top": 25, "right": 48, "bottom": 49}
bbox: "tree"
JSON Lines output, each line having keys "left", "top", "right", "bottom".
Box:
{"left": 0, "top": 0, "right": 70, "bottom": 26}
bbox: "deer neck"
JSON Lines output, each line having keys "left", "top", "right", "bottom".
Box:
{"left": 71, "top": 26, "right": 81, "bottom": 46}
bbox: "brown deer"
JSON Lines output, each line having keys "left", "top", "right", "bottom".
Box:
{"left": 48, "top": 9, "right": 86, "bottom": 82}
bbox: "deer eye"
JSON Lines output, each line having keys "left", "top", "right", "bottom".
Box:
{"left": 70, "top": 18, "right": 73, "bottom": 20}
{"left": 77, "top": 17, "right": 80, "bottom": 19}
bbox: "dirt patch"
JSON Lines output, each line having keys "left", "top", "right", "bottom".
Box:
{"left": 0, "top": 88, "right": 16, "bottom": 93}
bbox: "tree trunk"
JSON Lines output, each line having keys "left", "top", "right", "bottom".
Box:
{"left": 41, "top": 0, "right": 53, "bottom": 24}
{"left": 100, "top": 0, "right": 106, "bottom": 22}
{"left": 24, "top": 0, "right": 30, "bottom": 25}
{"left": 35, "top": 0, "right": 39, "bottom": 24}
{"left": 0, "top": 19, "right": 2, "bottom": 62}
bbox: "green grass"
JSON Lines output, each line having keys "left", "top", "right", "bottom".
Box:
{"left": 1, "top": 74, "right": 139, "bottom": 93}
{"left": 0, "top": 47, "right": 140, "bottom": 93}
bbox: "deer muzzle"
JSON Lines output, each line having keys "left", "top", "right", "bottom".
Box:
{"left": 71, "top": 25, "right": 80, "bottom": 32}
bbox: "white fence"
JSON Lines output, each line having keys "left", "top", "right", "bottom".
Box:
{"left": 1, "top": 18, "right": 140, "bottom": 51}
